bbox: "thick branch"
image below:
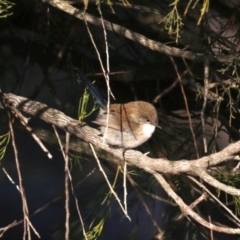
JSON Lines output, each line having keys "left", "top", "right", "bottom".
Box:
{"left": 45, "top": 0, "right": 235, "bottom": 63}
{"left": 1, "top": 91, "right": 240, "bottom": 195}
{"left": 153, "top": 172, "right": 240, "bottom": 234}
{"left": 2, "top": 90, "right": 240, "bottom": 234}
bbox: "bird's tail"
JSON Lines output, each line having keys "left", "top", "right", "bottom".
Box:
{"left": 76, "top": 68, "right": 106, "bottom": 108}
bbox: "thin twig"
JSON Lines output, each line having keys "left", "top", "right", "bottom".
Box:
{"left": 1, "top": 165, "right": 93, "bottom": 240}
{"left": 170, "top": 56, "right": 199, "bottom": 158}
{"left": 8, "top": 111, "right": 33, "bottom": 240}
{"left": 64, "top": 132, "right": 70, "bottom": 240}
{"left": 98, "top": 4, "right": 111, "bottom": 99}
{"left": 68, "top": 168, "right": 89, "bottom": 240}
{"left": 9, "top": 104, "right": 52, "bottom": 159}
{"left": 127, "top": 173, "right": 163, "bottom": 235}
{"left": 1, "top": 167, "right": 40, "bottom": 238}
{"left": 54, "top": 124, "right": 89, "bottom": 239}
{"left": 52, "top": 126, "right": 70, "bottom": 240}
{"left": 143, "top": 190, "right": 177, "bottom": 206}
{"left": 0, "top": 221, "right": 17, "bottom": 238}
{"left": 97, "top": 3, "right": 113, "bottom": 147}
{"left": 83, "top": 7, "right": 112, "bottom": 144}
{"left": 176, "top": 193, "right": 206, "bottom": 220}
{"left": 89, "top": 143, "right": 131, "bottom": 221}
{"left": 2, "top": 167, "right": 20, "bottom": 191}
{"left": 201, "top": 57, "right": 209, "bottom": 153}
{"left": 123, "top": 155, "right": 128, "bottom": 213}
{"left": 153, "top": 171, "right": 240, "bottom": 234}
{"left": 153, "top": 68, "right": 190, "bottom": 103}
{"left": 188, "top": 176, "right": 240, "bottom": 226}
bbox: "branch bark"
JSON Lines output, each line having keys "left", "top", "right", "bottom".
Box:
{"left": 1, "top": 90, "right": 240, "bottom": 234}
{"left": 0, "top": 91, "right": 240, "bottom": 184}
{"left": 45, "top": 0, "right": 236, "bottom": 63}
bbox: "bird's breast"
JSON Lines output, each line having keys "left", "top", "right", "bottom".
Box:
{"left": 142, "top": 123, "right": 156, "bottom": 138}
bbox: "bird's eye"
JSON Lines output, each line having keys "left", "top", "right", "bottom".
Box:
{"left": 145, "top": 118, "right": 150, "bottom": 123}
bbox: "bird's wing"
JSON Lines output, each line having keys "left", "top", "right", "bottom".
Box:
{"left": 92, "top": 111, "right": 137, "bottom": 133}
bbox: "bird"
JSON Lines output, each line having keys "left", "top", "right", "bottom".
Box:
{"left": 76, "top": 69, "right": 159, "bottom": 149}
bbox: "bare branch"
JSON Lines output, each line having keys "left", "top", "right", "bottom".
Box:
{"left": 153, "top": 171, "right": 240, "bottom": 234}
{"left": 45, "top": 0, "right": 236, "bottom": 63}
{"left": 1, "top": 91, "right": 240, "bottom": 176}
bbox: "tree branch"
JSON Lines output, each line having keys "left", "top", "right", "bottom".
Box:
{"left": 2, "top": 90, "right": 240, "bottom": 233}
{"left": 45, "top": 0, "right": 236, "bottom": 63}
{"left": 0, "top": 91, "right": 239, "bottom": 175}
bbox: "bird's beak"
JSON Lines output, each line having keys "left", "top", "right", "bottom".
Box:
{"left": 156, "top": 125, "right": 161, "bottom": 129}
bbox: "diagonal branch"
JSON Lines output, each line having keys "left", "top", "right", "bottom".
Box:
{"left": 1, "top": 90, "right": 240, "bottom": 196}
{"left": 45, "top": 0, "right": 236, "bottom": 63}
{"left": 152, "top": 171, "right": 240, "bottom": 234}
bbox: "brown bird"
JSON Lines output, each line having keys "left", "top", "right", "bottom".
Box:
{"left": 93, "top": 101, "right": 158, "bottom": 148}
{"left": 77, "top": 69, "right": 159, "bottom": 148}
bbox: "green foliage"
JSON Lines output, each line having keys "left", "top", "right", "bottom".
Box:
{"left": 184, "top": 0, "right": 209, "bottom": 25}
{"left": 0, "top": 131, "right": 10, "bottom": 161}
{"left": 86, "top": 219, "right": 104, "bottom": 240}
{"left": 0, "top": 0, "right": 14, "bottom": 18}
{"left": 217, "top": 172, "right": 240, "bottom": 216}
{"left": 160, "top": 0, "right": 184, "bottom": 43}
{"left": 78, "top": 82, "right": 99, "bottom": 122}
{"left": 216, "top": 58, "right": 240, "bottom": 126}
{"left": 161, "top": 0, "right": 210, "bottom": 43}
